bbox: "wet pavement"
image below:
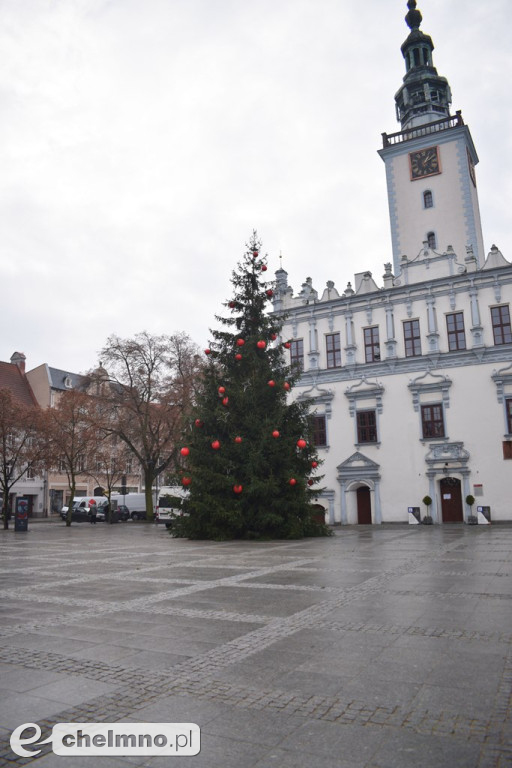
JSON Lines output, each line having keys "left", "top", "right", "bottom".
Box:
{"left": 0, "top": 521, "right": 511, "bottom": 767}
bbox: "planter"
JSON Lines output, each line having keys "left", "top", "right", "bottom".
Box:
{"left": 467, "top": 515, "right": 478, "bottom": 525}
{"left": 422, "top": 515, "right": 433, "bottom": 525}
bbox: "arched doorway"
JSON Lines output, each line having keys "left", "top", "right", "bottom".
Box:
{"left": 356, "top": 486, "right": 372, "bottom": 524}
{"left": 440, "top": 477, "right": 463, "bottom": 522}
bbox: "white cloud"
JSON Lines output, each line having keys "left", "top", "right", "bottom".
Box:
{"left": 0, "top": 0, "right": 510, "bottom": 372}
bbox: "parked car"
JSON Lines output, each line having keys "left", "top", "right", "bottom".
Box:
{"left": 116, "top": 505, "right": 130, "bottom": 521}
{"left": 60, "top": 504, "right": 96, "bottom": 523}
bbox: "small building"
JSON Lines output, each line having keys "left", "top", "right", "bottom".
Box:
{"left": 274, "top": 2, "right": 512, "bottom": 525}
{"left": 0, "top": 352, "right": 46, "bottom": 518}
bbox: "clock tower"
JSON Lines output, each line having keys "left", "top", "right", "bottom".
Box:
{"left": 378, "top": 1, "right": 485, "bottom": 273}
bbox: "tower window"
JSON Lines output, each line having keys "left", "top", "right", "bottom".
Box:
{"left": 427, "top": 232, "right": 437, "bottom": 249}
{"left": 423, "top": 190, "right": 433, "bottom": 209}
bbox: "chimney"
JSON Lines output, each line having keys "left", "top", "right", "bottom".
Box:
{"left": 10, "top": 351, "right": 26, "bottom": 374}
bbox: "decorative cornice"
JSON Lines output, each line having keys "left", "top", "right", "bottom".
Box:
{"left": 408, "top": 370, "right": 452, "bottom": 410}
{"left": 345, "top": 377, "right": 385, "bottom": 415}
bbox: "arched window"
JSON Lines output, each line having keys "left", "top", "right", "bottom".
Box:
{"left": 427, "top": 232, "right": 437, "bottom": 249}
{"left": 423, "top": 190, "right": 433, "bottom": 209}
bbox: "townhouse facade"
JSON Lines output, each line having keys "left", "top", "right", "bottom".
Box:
{"left": 274, "top": 2, "right": 512, "bottom": 525}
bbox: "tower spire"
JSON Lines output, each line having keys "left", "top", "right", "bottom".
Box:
{"left": 394, "top": 1, "right": 452, "bottom": 130}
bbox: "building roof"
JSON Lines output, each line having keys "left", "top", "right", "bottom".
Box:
{"left": 47, "top": 367, "right": 89, "bottom": 392}
{"left": 0, "top": 361, "right": 38, "bottom": 407}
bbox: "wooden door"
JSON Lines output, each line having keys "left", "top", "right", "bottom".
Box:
{"left": 357, "top": 486, "right": 372, "bottom": 524}
{"left": 440, "top": 477, "right": 463, "bottom": 522}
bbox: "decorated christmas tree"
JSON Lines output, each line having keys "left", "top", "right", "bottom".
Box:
{"left": 172, "top": 232, "right": 328, "bottom": 540}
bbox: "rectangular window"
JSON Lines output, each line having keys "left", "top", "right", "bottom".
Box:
{"left": 357, "top": 410, "right": 377, "bottom": 443}
{"left": 506, "top": 399, "right": 512, "bottom": 435}
{"left": 403, "top": 319, "right": 422, "bottom": 357}
{"left": 421, "top": 404, "right": 445, "bottom": 438}
{"left": 446, "top": 312, "right": 466, "bottom": 351}
{"left": 326, "top": 333, "right": 341, "bottom": 368}
{"left": 310, "top": 415, "right": 327, "bottom": 447}
{"left": 363, "top": 326, "right": 380, "bottom": 363}
{"left": 290, "top": 339, "right": 304, "bottom": 371}
{"left": 491, "top": 305, "right": 512, "bottom": 345}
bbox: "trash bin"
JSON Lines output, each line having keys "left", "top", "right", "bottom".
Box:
{"left": 14, "top": 500, "right": 29, "bottom": 532}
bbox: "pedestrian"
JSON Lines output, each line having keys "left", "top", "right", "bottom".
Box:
{"left": 89, "top": 502, "right": 97, "bottom": 525}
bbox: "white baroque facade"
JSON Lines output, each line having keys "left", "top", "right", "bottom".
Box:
{"left": 273, "top": 2, "right": 512, "bottom": 525}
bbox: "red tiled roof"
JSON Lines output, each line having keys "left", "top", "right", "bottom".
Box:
{"left": 0, "top": 362, "right": 38, "bottom": 407}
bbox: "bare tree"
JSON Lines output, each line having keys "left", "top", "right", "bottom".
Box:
{"left": 46, "top": 389, "right": 97, "bottom": 527}
{"left": 94, "top": 331, "right": 202, "bottom": 519}
{"left": 86, "top": 431, "right": 132, "bottom": 524}
{"left": 0, "top": 389, "right": 48, "bottom": 530}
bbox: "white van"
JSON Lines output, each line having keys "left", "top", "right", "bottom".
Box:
{"left": 110, "top": 492, "right": 157, "bottom": 520}
{"left": 155, "top": 487, "right": 188, "bottom": 528}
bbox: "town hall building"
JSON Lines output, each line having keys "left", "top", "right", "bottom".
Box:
{"left": 275, "top": 1, "right": 512, "bottom": 525}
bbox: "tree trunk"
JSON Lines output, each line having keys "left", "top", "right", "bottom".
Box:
{"left": 144, "top": 470, "right": 154, "bottom": 521}
{"left": 66, "top": 482, "right": 76, "bottom": 527}
{"left": 2, "top": 489, "right": 9, "bottom": 530}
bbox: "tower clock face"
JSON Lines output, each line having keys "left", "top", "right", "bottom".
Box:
{"left": 409, "top": 146, "right": 440, "bottom": 180}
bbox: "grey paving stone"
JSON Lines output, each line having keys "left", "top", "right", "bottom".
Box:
{"left": 367, "top": 728, "right": 481, "bottom": 768}
{"left": 0, "top": 524, "right": 511, "bottom": 768}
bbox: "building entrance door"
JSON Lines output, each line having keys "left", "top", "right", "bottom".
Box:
{"left": 356, "top": 486, "right": 372, "bottom": 524}
{"left": 440, "top": 477, "right": 463, "bottom": 522}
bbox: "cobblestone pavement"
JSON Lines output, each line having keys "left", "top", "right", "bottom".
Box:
{"left": 0, "top": 521, "right": 511, "bottom": 767}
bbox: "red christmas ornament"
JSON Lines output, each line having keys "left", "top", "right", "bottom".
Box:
{"left": 268, "top": 380, "right": 275, "bottom": 387}
{"left": 233, "top": 484, "right": 243, "bottom": 494}
{"left": 261, "top": 264, "right": 268, "bottom": 272}
{"left": 211, "top": 440, "right": 220, "bottom": 450}
{"left": 257, "top": 340, "right": 266, "bottom": 349}
{"left": 236, "top": 338, "right": 245, "bottom": 347}
{"left": 205, "top": 348, "right": 211, "bottom": 355}
{"left": 252, "top": 249, "right": 259, "bottom": 258}
{"left": 218, "top": 386, "right": 226, "bottom": 394}
{"left": 283, "top": 342, "right": 291, "bottom": 349}
{"left": 297, "top": 439, "right": 307, "bottom": 450}
{"left": 289, "top": 478, "right": 297, "bottom": 486}
{"left": 307, "top": 479, "right": 314, "bottom": 486}
{"left": 283, "top": 381, "right": 291, "bottom": 391}
{"left": 235, "top": 353, "right": 242, "bottom": 361}
{"left": 182, "top": 476, "right": 192, "bottom": 487}
{"left": 180, "top": 447, "right": 190, "bottom": 457}
{"left": 270, "top": 333, "right": 277, "bottom": 340}
{"left": 229, "top": 301, "right": 236, "bottom": 308}
{"left": 266, "top": 289, "right": 274, "bottom": 298}
{"left": 234, "top": 436, "right": 242, "bottom": 444}
{"left": 194, "top": 419, "right": 203, "bottom": 428}
{"left": 311, "top": 461, "right": 318, "bottom": 468}
{"left": 222, "top": 397, "right": 229, "bottom": 406}
{"left": 272, "top": 430, "right": 280, "bottom": 438}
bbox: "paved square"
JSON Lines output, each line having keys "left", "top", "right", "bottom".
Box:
{"left": 0, "top": 522, "right": 511, "bottom": 767}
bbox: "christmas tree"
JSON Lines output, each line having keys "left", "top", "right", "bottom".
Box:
{"left": 172, "top": 232, "right": 329, "bottom": 540}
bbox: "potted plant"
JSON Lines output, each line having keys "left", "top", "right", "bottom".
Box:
{"left": 466, "top": 494, "right": 477, "bottom": 525}
{"left": 422, "top": 495, "right": 433, "bottom": 525}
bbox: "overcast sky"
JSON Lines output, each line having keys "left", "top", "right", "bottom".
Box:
{"left": 1, "top": 0, "right": 510, "bottom": 374}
